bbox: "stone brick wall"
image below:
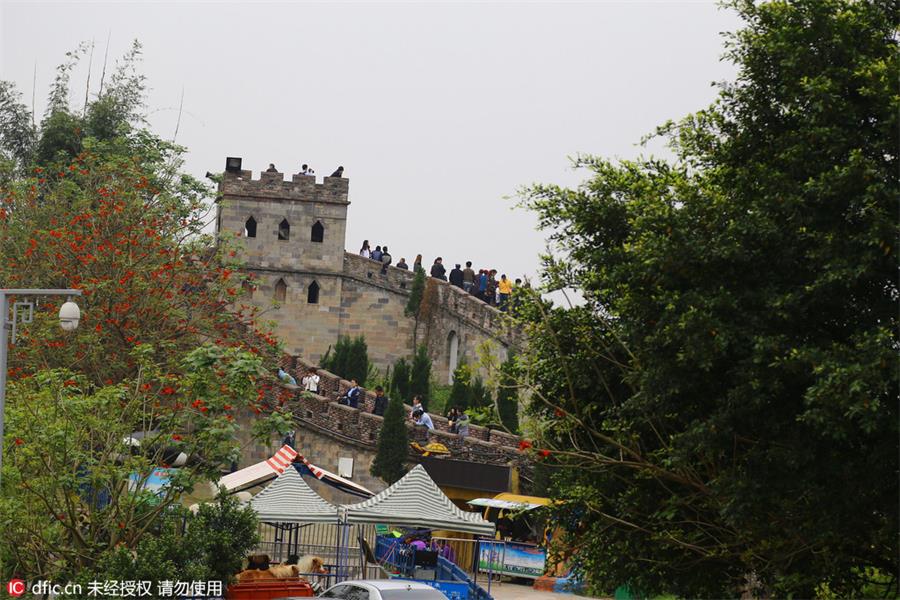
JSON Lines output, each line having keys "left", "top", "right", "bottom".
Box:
{"left": 290, "top": 359, "right": 523, "bottom": 453}
{"left": 235, "top": 358, "right": 533, "bottom": 496}
{"left": 218, "top": 169, "right": 349, "bottom": 274}
{"left": 217, "top": 163, "right": 519, "bottom": 387}
{"left": 341, "top": 253, "right": 518, "bottom": 384}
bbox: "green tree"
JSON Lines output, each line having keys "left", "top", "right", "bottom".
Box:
{"left": 518, "top": 1, "right": 898, "bottom": 597}
{"left": 370, "top": 393, "right": 409, "bottom": 485}
{"left": 390, "top": 357, "right": 412, "bottom": 403}
{"left": 496, "top": 354, "right": 519, "bottom": 434}
{"left": 468, "top": 375, "right": 490, "bottom": 411}
{"left": 0, "top": 45, "right": 282, "bottom": 585}
{"left": 447, "top": 361, "right": 472, "bottom": 412}
{"left": 321, "top": 335, "right": 369, "bottom": 385}
{"left": 409, "top": 344, "right": 432, "bottom": 408}
{"left": 0, "top": 345, "right": 265, "bottom": 582}
{"left": 405, "top": 267, "right": 427, "bottom": 341}
{"left": 88, "top": 491, "right": 259, "bottom": 589}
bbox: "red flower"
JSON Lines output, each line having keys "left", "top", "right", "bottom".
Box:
{"left": 554, "top": 408, "right": 566, "bottom": 417}
{"left": 14, "top": 438, "right": 23, "bottom": 446}
{"left": 161, "top": 386, "right": 176, "bottom": 395}
{"left": 222, "top": 404, "right": 232, "bottom": 411}
{"left": 63, "top": 379, "right": 77, "bottom": 387}
{"left": 171, "top": 434, "right": 182, "bottom": 441}
{"left": 538, "top": 449, "right": 552, "bottom": 458}
{"left": 141, "top": 383, "right": 151, "bottom": 391}
{"left": 518, "top": 440, "right": 533, "bottom": 451}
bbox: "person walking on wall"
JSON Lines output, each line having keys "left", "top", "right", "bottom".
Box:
{"left": 413, "top": 254, "right": 423, "bottom": 272}
{"left": 498, "top": 274, "right": 513, "bottom": 311}
{"left": 373, "top": 386, "right": 389, "bottom": 416}
{"left": 462, "top": 261, "right": 475, "bottom": 293}
{"left": 396, "top": 257, "right": 409, "bottom": 270}
{"left": 302, "top": 368, "right": 320, "bottom": 393}
{"left": 430, "top": 257, "right": 447, "bottom": 280}
{"left": 449, "top": 264, "right": 464, "bottom": 289}
{"left": 413, "top": 407, "right": 434, "bottom": 431}
{"left": 380, "top": 245, "right": 392, "bottom": 274}
{"left": 276, "top": 367, "right": 297, "bottom": 386}
{"left": 478, "top": 269, "right": 488, "bottom": 302}
{"left": 411, "top": 395, "right": 424, "bottom": 418}
{"left": 342, "top": 379, "right": 361, "bottom": 408}
{"left": 371, "top": 245, "right": 383, "bottom": 262}
{"left": 359, "top": 240, "right": 371, "bottom": 259}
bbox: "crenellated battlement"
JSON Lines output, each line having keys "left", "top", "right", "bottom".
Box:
{"left": 221, "top": 169, "right": 349, "bottom": 205}
{"left": 342, "top": 252, "right": 514, "bottom": 340}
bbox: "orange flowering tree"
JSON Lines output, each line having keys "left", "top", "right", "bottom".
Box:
{"left": 0, "top": 45, "right": 288, "bottom": 582}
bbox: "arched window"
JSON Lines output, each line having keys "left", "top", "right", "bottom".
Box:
{"left": 274, "top": 278, "right": 287, "bottom": 302}
{"left": 278, "top": 219, "right": 290, "bottom": 241}
{"left": 311, "top": 220, "right": 325, "bottom": 243}
{"left": 447, "top": 331, "right": 459, "bottom": 384}
{"left": 307, "top": 280, "right": 320, "bottom": 304}
{"left": 244, "top": 216, "right": 257, "bottom": 238}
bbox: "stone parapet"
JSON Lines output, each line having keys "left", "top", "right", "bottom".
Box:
{"left": 269, "top": 357, "right": 532, "bottom": 473}
{"left": 222, "top": 169, "right": 349, "bottom": 205}
{"left": 342, "top": 253, "right": 515, "bottom": 341}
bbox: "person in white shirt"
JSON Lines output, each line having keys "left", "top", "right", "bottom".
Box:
{"left": 410, "top": 395, "right": 424, "bottom": 420}
{"left": 413, "top": 408, "right": 434, "bottom": 431}
{"left": 301, "top": 368, "right": 320, "bottom": 393}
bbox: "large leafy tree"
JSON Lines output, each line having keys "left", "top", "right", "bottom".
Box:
{"left": 518, "top": 1, "right": 898, "bottom": 597}
{"left": 0, "top": 43, "right": 282, "bottom": 583}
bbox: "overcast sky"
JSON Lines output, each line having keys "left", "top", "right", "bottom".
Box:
{"left": 2, "top": 1, "right": 742, "bottom": 286}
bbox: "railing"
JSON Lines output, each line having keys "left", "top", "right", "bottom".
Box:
{"left": 374, "top": 536, "right": 494, "bottom": 600}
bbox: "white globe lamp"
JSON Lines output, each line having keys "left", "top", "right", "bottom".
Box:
{"left": 59, "top": 300, "right": 81, "bottom": 331}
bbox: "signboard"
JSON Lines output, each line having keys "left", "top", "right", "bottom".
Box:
{"left": 478, "top": 540, "right": 546, "bottom": 579}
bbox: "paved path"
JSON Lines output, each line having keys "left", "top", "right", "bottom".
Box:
{"left": 487, "top": 582, "right": 604, "bottom": 600}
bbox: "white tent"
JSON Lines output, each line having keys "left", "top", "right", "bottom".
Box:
{"left": 248, "top": 465, "right": 340, "bottom": 524}
{"left": 343, "top": 465, "right": 496, "bottom": 536}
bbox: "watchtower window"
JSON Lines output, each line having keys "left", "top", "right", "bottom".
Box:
{"left": 278, "top": 219, "right": 290, "bottom": 241}
{"left": 311, "top": 220, "right": 325, "bottom": 243}
{"left": 244, "top": 216, "right": 257, "bottom": 238}
{"left": 274, "top": 278, "right": 287, "bottom": 302}
{"left": 307, "top": 280, "right": 320, "bottom": 304}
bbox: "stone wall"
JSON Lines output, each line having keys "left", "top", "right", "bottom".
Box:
{"left": 234, "top": 356, "right": 532, "bottom": 498}
{"left": 289, "top": 358, "right": 524, "bottom": 455}
{"left": 341, "top": 253, "right": 517, "bottom": 384}
{"left": 217, "top": 164, "right": 518, "bottom": 384}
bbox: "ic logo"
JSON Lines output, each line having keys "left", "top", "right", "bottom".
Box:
{"left": 6, "top": 579, "right": 26, "bottom": 597}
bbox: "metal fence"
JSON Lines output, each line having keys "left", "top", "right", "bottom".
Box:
{"left": 252, "top": 521, "right": 383, "bottom": 587}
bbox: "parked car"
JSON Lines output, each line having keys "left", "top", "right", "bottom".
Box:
{"left": 319, "top": 580, "right": 448, "bottom": 600}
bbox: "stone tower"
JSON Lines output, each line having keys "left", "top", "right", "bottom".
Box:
{"left": 215, "top": 160, "right": 350, "bottom": 361}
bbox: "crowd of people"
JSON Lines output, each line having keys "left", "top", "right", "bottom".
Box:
{"left": 359, "top": 240, "right": 527, "bottom": 312}
{"left": 265, "top": 163, "right": 345, "bottom": 178}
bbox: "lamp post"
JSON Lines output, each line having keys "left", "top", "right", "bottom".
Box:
{"left": 0, "top": 289, "right": 82, "bottom": 489}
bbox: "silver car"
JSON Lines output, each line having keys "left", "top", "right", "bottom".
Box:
{"left": 319, "top": 580, "right": 449, "bottom": 600}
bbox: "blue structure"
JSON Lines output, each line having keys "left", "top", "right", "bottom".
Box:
{"left": 374, "top": 536, "right": 493, "bottom": 600}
